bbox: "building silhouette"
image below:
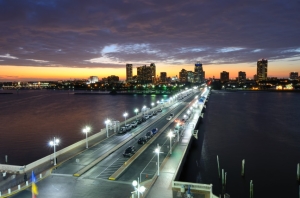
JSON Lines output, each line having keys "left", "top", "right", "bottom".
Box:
{"left": 238, "top": 71, "right": 246, "bottom": 83}
{"left": 290, "top": 72, "right": 298, "bottom": 80}
{"left": 257, "top": 59, "right": 268, "bottom": 81}
{"left": 187, "top": 71, "right": 194, "bottom": 83}
{"left": 160, "top": 72, "right": 167, "bottom": 83}
{"left": 126, "top": 64, "right": 133, "bottom": 81}
{"left": 137, "top": 63, "right": 156, "bottom": 83}
{"left": 179, "top": 69, "right": 188, "bottom": 82}
{"left": 194, "top": 62, "right": 205, "bottom": 83}
{"left": 220, "top": 71, "right": 229, "bottom": 83}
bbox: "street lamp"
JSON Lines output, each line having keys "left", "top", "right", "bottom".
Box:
{"left": 134, "top": 108, "right": 139, "bottom": 116}
{"left": 123, "top": 112, "right": 128, "bottom": 125}
{"left": 82, "top": 126, "right": 91, "bottom": 148}
{"left": 154, "top": 144, "right": 162, "bottom": 176}
{"left": 168, "top": 131, "right": 174, "bottom": 155}
{"left": 151, "top": 102, "right": 154, "bottom": 108}
{"left": 105, "top": 119, "right": 111, "bottom": 138}
{"left": 132, "top": 178, "right": 146, "bottom": 198}
{"left": 49, "top": 137, "right": 60, "bottom": 166}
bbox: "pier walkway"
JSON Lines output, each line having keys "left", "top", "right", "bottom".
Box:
{"left": 0, "top": 87, "right": 215, "bottom": 198}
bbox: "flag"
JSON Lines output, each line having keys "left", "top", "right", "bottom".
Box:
{"left": 31, "top": 171, "right": 38, "bottom": 198}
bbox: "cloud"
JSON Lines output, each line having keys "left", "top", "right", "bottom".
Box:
{"left": 0, "top": 54, "right": 18, "bottom": 59}
{"left": 26, "top": 59, "right": 50, "bottom": 63}
{"left": 0, "top": 0, "right": 299, "bottom": 69}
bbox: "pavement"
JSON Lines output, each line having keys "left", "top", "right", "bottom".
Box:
{"left": 145, "top": 111, "right": 200, "bottom": 198}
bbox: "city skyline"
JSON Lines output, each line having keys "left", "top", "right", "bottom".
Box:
{"left": 0, "top": 0, "right": 299, "bottom": 81}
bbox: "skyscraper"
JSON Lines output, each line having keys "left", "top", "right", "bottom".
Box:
{"left": 194, "top": 62, "right": 204, "bottom": 83}
{"left": 137, "top": 63, "right": 156, "bottom": 83}
{"left": 187, "top": 71, "right": 194, "bottom": 83}
{"left": 257, "top": 59, "right": 268, "bottom": 81}
{"left": 160, "top": 72, "right": 167, "bottom": 83}
{"left": 126, "top": 64, "right": 133, "bottom": 81}
{"left": 238, "top": 71, "right": 246, "bottom": 83}
{"left": 179, "top": 69, "right": 188, "bottom": 82}
{"left": 290, "top": 72, "right": 298, "bottom": 80}
{"left": 220, "top": 71, "right": 229, "bottom": 83}
{"left": 150, "top": 63, "right": 156, "bottom": 83}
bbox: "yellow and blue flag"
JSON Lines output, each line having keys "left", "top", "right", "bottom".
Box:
{"left": 31, "top": 171, "right": 38, "bottom": 198}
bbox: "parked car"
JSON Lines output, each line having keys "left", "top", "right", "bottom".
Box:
{"left": 144, "top": 115, "right": 150, "bottom": 120}
{"left": 124, "top": 124, "right": 132, "bottom": 131}
{"left": 138, "top": 136, "right": 148, "bottom": 144}
{"left": 119, "top": 126, "right": 128, "bottom": 134}
{"left": 123, "top": 146, "right": 136, "bottom": 157}
{"left": 153, "top": 111, "right": 157, "bottom": 116}
{"left": 151, "top": 128, "right": 158, "bottom": 135}
{"left": 135, "top": 118, "right": 143, "bottom": 124}
{"left": 170, "top": 113, "right": 174, "bottom": 117}
{"left": 145, "top": 131, "right": 153, "bottom": 139}
{"left": 157, "top": 108, "right": 162, "bottom": 112}
{"left": 166, "top": 116, "right": 172, "bottom": 120}
{"left": 130, "top": 121, "right": 138, "bottom": 128}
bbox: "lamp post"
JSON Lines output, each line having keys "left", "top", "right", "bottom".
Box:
{"left": 82, "top": 126, "right": 91, "bottom": 148}
{"left": 105, "top": 119, "right": 111, "bottom": 138}
{"left": 134, "top": 108, "right": 139, "bottom": 116}
{"left": 49, "top": 137, "right": 60, "bottom": 166}
{"left": 168, "top": 131, "right": 174, "bottom": 155}
{"left": 132, "top": 178, "right": 146, "bottom": 198}
{"left": 154, "top": 144, "right": 162, "bottom": 176}
{"left": 123, "top": 112, "right": 128, "bottom": 125}
{"left": 151, "top": 102, "right": 154, "bottom": 108}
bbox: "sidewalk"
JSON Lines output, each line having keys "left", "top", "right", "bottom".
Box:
{"left": 145, "top": 110, "right": 200, "bottom": 198}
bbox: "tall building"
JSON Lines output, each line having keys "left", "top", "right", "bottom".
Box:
{"left": 290, "top": 72, "right": 298, "bottom": 80}
{"left": 126, "top": 64, "right": 133, "bottom": 81}
{"left": 257, "top": 59, "right": 268, "bottom": 81}
{"left": 194, "top": 62, "right": 205, "bottom": 83}
{"left": 179, "top": 69, "right": 188, "bottom": 82}
{"left": 160, "top": 72, "right": 167, "bottom": 83}
{"left": 220, "top": 71, "right": 229, "bottom": 83}
{"left": 137, "top": 63, "right": 156, "bottom": 83}
{"left": 238, "top": 71, "right": 246, "bottom": 83}
{"left": 187, "top": 71, "right": 194, "bottom": 83}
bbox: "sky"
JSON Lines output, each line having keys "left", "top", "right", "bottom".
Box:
{"left": 0, "top": 0, "right": 300, "bottom": 81}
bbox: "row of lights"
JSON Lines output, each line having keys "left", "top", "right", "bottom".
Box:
{"left": 49, "top": 92, "right": 188, "bottom": 169}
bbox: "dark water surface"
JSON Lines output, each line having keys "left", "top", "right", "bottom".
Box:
{"left": 182, "top": 90, "right": 300, "bottom": 197}
{"left": 0, "top": 90, "right": 168, "bottom": 165}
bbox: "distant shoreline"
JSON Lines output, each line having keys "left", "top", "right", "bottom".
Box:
{"left": 220, "top": 89, "right": 300, "bottom": 93}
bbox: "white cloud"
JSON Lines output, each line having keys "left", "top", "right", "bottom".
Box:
{"left": 101, "top": 44, "right": 118, "bottom": 54}
{"left": 180, "top": 47, "right": 206, "bottom": 53}
{"left": 281, "top": 48, "right": 300, "bottom": 53}
{"left": 0, "top": 54, "right": 18, "bottom": 59}
{"left": 217, "top": 47, "right": 244, "bottom": 53}
{"left": 252, "top": 49, "right": 262, "bottom": 53}
{"left": 26, "top": 59, "right": 50, "bottom": 63}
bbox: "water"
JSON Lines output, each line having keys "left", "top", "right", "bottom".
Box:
{"left": 2, "top": 89, "right": 300, "bottom": 197}
{"left": 0, "top": 89, "right": 168, "bottom": 165}
{"left": 181, "top": 90, "right": 300, "bottom": 197}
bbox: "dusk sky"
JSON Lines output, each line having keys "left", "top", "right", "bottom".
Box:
{"left": 0, "top": 0, "right": 299, "bottom": 81}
